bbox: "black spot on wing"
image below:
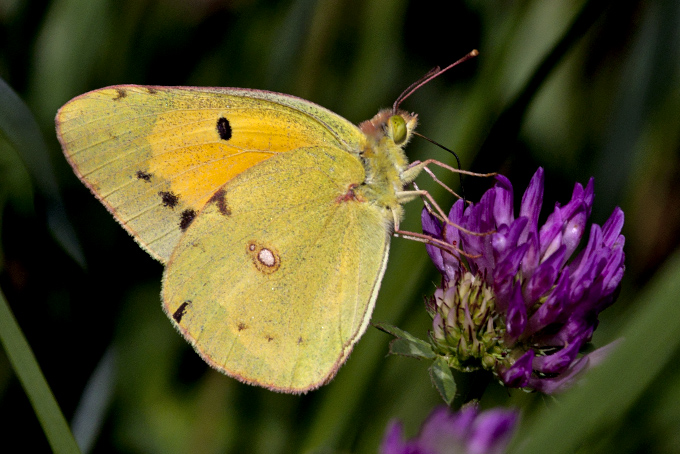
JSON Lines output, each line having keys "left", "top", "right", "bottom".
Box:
{"left": 113, "top": 88, "right": 127, "bottom": 100}
{"left": 159, "top": 191, "right": 179, "bottom": 208}
{"left": 180, "top": 209, "right": 196, "bottom": 231}
{"left": 146, "top": 87, "right": 158, "bottom": 94}
{"left": 208, "top": 188, "right": 231, "bottom": 216}
{"left": 136, "top": 170, "right": 152, "bottom": 181}
{"left": 237, "top": 322, "right": 247, "bottom": 331}
{"left": 216, "top": 117, "right": 232, "bottom": 141}
{"left": 173, "top": 301, "right": 190, "bottom": 323}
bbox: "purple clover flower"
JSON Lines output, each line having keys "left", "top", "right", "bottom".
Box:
{"left": 422, "top": 168, "right": 625, "bottom": 393}
{"left": 381, "top": 405, "right": 518, "bottom": 454}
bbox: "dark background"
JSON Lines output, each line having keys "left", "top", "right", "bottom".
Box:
{"left": 1, "top": 0, "right": 680, "bottom": 452}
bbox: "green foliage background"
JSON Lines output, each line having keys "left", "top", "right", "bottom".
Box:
{"left": 1, "top": 0, "right": 680, "bottom": 452}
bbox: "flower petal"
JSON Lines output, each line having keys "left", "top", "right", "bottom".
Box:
{"left": 505, "top": 283, "right": 527, "bottom": 343}
{"left": 528, "top": 340, "right": 620, "bottom": 394}
{"left": 602, "top": 207, "right": 625, "bottom": 248}
{"left": 462, "top": 190, "right": 496, "bottom": 273}
{"left": 524, "top": 245, "right": 565, "bottom": 302}
{"left": 492, "top": 217, "right": 528, "bottom": 264}
{"left": 560, "top": 204, "right": 587, "bottom": 262}
{"left": 442, "top": 200, "right": 467, "bottom": 281}
{"left": 380, "top": 420, "right": 407, "bottom": 454}
{"left": 532, "top": 334, "right": 584, "bottom": 374}
{"left": 422, "top": 207, "right": 445, "bottom": 274}
{"left": 445, "top": 199, "right": 466, "bottom": 246}
{"left": 499, "top": 350, "right": 534, "bottom": 388}
{"left": 534, "top": 316, "right": 595, "bottom": 347}
{"left": 583, "top": 177, "right": 595, "bottom": 218}
{"left": 568, "top": 223, "right": 602, "bottom": 281}
{"left": 493, "top": 175, "right": 514, "bottom": 227}
{"left": 519, "top": 168, "right": 544, "bottom": 234}
{"left": 524, "top": 270, "right": 570, "bottom": 336}
{"left": 492, "top": 243, "right": 528, "bottom": 310}
{"left": 468, "top": 408, "right": 519, "bottom": 454}
{"left": 520, "top": 229, "right": 540, "bottom": 278}
{"left": 538, "top": 206, "right": 564, "bottom": 261}
{"left": 600, "top": 246, "right": 625, "bottom": 299}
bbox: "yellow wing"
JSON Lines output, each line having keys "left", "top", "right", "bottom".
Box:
{"left": 162, "top": 146, "right": 391, "bottom": 393}
{"left": 56, "top": 85, "right": 367, "bottom": 263}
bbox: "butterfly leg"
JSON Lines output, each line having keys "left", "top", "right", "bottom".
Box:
{"left": 396, "top": 188, "right": 486, "bottom": 237}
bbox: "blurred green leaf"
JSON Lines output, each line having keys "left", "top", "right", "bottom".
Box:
{"left": 0, "top": 77, "right": 85, "bottom": 267}
{"left": 0, "top": 287, "right": 80, "bottom": 454}
{"left": 70, "top": 347, "right": 116, "bottom": 454}
{"left": 28, "top": 0, "right": 111, "bottom": 122}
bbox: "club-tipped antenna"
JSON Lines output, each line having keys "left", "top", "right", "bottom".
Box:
{"left": 392, "top": 49, "right": 479, "bottom": 113}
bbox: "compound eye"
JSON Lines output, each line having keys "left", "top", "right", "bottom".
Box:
{"left": 388, "top": 115, "right": 407, "bottom": 145}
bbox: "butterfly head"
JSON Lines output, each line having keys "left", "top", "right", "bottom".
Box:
{"left": 359, "top": 109, "right": 418, "bottom": 148}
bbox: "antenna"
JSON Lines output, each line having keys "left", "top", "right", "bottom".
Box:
{"left": 393, "top": 49, "right": 479, "bottom": 113}
{"left": 393, "top": 50, "right": 479, "bottom": 204}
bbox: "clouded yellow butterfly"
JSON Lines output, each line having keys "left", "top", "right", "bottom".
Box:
{"left": 55, "top": 51, "right": 476, "bottom": 393}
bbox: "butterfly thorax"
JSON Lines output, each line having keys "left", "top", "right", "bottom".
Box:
{"left": 356, "top": 109, "right": 418, "bottom": 225}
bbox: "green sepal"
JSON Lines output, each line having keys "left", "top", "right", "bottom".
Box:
{"left": 429, "top": 356, "right": 457, "bottom": 405}
{"left": 374, "top": 322, "right": 435, "bottom": 359}
{"left": 388, "top": 337, "right": 436, "bottom": 359}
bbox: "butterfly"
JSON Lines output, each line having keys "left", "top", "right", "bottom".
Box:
{"left": 55, "top": 51, "right": 477, "bottom": 393}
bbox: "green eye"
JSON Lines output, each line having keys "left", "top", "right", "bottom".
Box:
{"left": 388, "top": 115, "right": 407, "bottom": 145}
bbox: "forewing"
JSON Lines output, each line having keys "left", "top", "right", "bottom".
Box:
{"left": 56, "top": 85, "right": 366, "bottom": 263}
{"left": 162, "top": 146, "right": 391, "bottom": 393}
